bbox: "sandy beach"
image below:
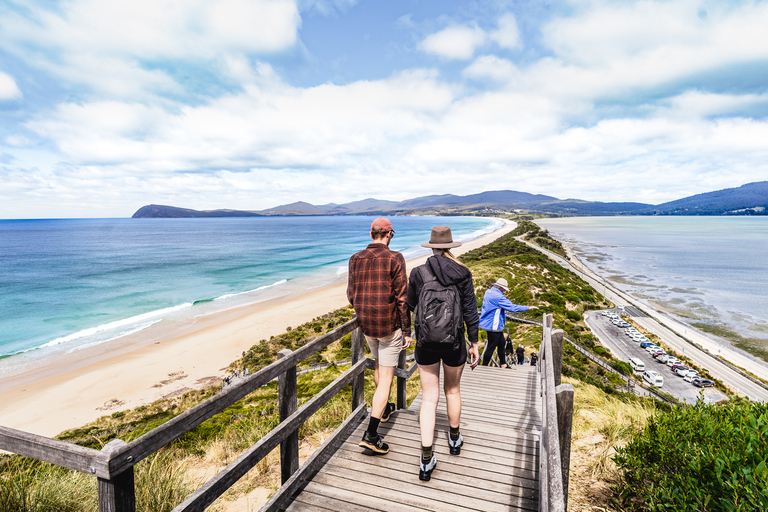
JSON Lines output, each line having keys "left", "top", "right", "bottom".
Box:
{"left": 0, "top": 219, "right": 516, "bottom": 438}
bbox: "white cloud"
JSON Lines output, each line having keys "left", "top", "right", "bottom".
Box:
{"left": 463, "top": 55, "right": 520, "bottom": 82}
{"left": 490, "top": 13, "right": 521, "bottom": 50}
{"left": 419, "top": 25, "right": 486, "bottom": 60}
{"left": 0, "top": 72, "right": 21, "bottom": 100}
{"left": 0, "top": 0, "right": 301, "bottom": 97}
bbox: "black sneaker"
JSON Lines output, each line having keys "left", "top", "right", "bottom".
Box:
{"left": 419, "top": 454, "right": 437, "bottom": 481}
{"left": 359, "top": 431, "right": 389, "bottom": 454}
{"left": 381, "top": 402, "right": 396, "bottom": 422}
{"left": 448, "top": 433, "right": 464, "bottom": 455}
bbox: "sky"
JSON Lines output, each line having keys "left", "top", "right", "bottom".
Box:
{"left": 1, "top": 0, "right": 768, "bottom": 219}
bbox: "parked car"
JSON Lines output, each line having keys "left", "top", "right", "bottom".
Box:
{"left": 643, "top": 370, "right": 663, "bottom": 387}
{"left": 674, "top": 365, "right": 691, "bottom": 376}
{"left": 618, "top": 321, "right": 631, "bottom": 328}
{"left": 640, "top": 341, "right": 657, "bottom": 349}
{"left": 634, "top": 335, "right": 649, "bottom": 343}
{"left": 647, "top": 345, "right": 664, "bottom": 354}
{"left": 683, "top": 370, "right": 700, "bottom": 382}
{"left": 692, "top": 377, "right": 715, "bottom": 388}
{"left": 670, "top": 363, "right": 687, "bottom": 372}
{"left": 666, "top": 357, "right": 681, "bottom": 367}
{"left": 649, "top": 348, "right": 665, "bottom": 357}
{"left": 657, "top": 354, "right": 670, "bottom": 363}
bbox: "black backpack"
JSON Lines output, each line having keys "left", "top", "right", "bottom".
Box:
{"left": 414, "top": 264, "right": 463, "bottom": 350}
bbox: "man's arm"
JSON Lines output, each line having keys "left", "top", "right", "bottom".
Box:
{"left": 346, "top": 256, "right": 356, "bottom": 306}
{"left": 393, "top": 254, "right": 410, "bottom": 335}
{"left": 498, "top": 294, "right": 530, "bottom": 314}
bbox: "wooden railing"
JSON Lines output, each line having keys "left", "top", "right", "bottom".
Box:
{"left": 1, "top": 314, "right": 569, "bottom": 512}
{"left": 538, "top": 313, "right": 574, "bottom": 512}
{"left": 0, "top": 317, "right": 406, "bottom": 512}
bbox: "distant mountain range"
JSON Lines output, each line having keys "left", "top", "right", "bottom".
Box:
{"left": 132, "top": 181, "right": 768, "bottom": 218}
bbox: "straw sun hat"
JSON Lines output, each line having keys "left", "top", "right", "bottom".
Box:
{"left": 421, "top": 226, "right": 462, "bottom": 249}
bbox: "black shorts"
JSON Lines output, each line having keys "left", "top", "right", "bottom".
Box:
{"left": 415, "top": 341, "right": 467, "bottom": 367}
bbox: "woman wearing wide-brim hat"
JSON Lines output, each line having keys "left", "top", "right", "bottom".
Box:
{"left": 406, "top": 226, "right": 480, "bottom": 481}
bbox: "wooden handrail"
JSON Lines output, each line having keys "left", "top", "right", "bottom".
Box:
{"left": 172, "top": 357, "right": 370, "bottom": 512}
{"left": 108, "top": 319, "right": 358, "bottom": 477}
{"left": 0, "top": 426, "right": 110, "bottom": 478}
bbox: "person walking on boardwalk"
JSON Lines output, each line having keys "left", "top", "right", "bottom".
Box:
{"left": 407, "top": 226, "right": 480, "bottom": 481}
{"left": 348, "top": 217, "right": 411, "bottom": 455}
{"left": 479, "top": 278, "right": 537, "bottom": 368}
{"left": 516, "top": 344, "right": 525, "bottom": 365}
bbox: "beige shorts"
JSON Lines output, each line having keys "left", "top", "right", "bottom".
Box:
{"left": 365, "top": 329, "right": 404, "bottom": 367}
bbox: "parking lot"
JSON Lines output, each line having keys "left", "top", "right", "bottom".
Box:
{"left": 585, "top": 308, "right": 728, "bottom": 404}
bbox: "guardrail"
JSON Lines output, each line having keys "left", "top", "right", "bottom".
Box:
{"left": 538, "top": 313, "right": 574, "bottom": 512}
{"left": 1, "top": 318, "right": 401, "bottom": 512}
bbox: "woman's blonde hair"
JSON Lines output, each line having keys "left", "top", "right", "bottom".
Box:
{"left": 432, "top": 248, "right": 467, "bottom": 268}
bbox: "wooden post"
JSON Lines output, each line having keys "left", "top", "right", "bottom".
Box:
{"left": 98, "top": 439, "right": 135, "bottom": 512}
{"left": 556, "top": 383, "right": 574, "bottom": 509}
{"left": 552, "top": 329, "right": 564, "bottom": 387}
{"left": 350, "top": 327, "right": 366, "bottom": 410}
{"left": 396, "top": 349, "right": 406, "bottom": 410}
{"left": 277, "top": 349, "right": 298, "bottom": 485}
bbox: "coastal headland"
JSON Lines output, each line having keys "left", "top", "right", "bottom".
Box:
{"left": 0, "top": 219, "right": 517, "bottom": 438}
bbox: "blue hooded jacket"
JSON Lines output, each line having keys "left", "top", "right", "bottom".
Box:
{"left": 479, "top": 286, "right": 529, "bottom": 332}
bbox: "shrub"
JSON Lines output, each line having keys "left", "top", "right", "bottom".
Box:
{"left": 565, "top": 310, "right": 582, "bottom": 321}
{"left": 613, "top": 400, "right": 768, "bottom": 511}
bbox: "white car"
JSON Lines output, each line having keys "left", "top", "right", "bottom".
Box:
{"left": 683, "top": 370, "right": 700, "bottom": 382}
{"left": 657, "top": 354, "right": 670, "bottom": 363}
{"left": 633, "top": 334, "right": 648, "bottom": 342}
{"left": 648, "top": 346, "right": 664, "bottom": 355}
{"left": 666, "top": 357, "right": 680, "bottom": 367}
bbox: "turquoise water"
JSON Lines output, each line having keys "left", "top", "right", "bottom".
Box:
{"left": 536, "top": 216, "right": 768, "bottom": 344}
{"left": 0, "top": 216, "right": 501, "bottom": 369}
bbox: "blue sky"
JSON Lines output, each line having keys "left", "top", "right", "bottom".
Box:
{"left": 1, "top": 0, "right": 768, "bottom": 218}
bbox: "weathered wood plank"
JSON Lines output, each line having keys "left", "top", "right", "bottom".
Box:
{"left": 289, "top": 490, "right": 378, "bottom": 512}
{"left": 173, "top": 358, "right": 367, "bottom": 512}
{"left": 110, "top": 319, "right": 360, "bottom": 476}
{"left": 299, "top": 480, "right": 433, "bottom": 512}
{"left": 278, "top": 349, "right": 299, "bottom": 485}
{"left": 98, "top": 440, "right": 135, "bottom": 512}
{"left": 0, "top": 425, "right": 110, "bottom": 478}
{"left": 332, "top": 446, "right": 539, "bottom": 497}
{"left": 324, "top": 451, "right": 539, "bottom": 510}
{"left": 260, "top": 402, "right": 367, "bottom": 512}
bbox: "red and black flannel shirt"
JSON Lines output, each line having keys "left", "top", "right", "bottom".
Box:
{"left": 347, "top": 243, "right": 410, "bottom": 338}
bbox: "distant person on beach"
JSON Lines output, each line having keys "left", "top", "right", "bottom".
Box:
{"left": 479, "top": 278, "right": 537, "bottom": 368}
{"left": 348, "top": 217, "right": 411, "bottom": 455}
{"left": 407, "top": 226, "right": 480, "bottom": 481}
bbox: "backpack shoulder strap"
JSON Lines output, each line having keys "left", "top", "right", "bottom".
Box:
{"left": 417, "top": 264, "right": 435, "bottom": 283}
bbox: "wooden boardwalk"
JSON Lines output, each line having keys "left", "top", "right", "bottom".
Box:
{"left": 285, "top": 363, "right": 542, "bottom": 511}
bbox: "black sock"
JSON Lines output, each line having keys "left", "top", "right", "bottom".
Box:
{"left": 367, "top": 416, "right": 381, "bottom": 436}
{"left": 450, "top": 426, "right": 460, "bottom": 440}
{"left": 421, "top": 444, "right": 433, "bottom": 462}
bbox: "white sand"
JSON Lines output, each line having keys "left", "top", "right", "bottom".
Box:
{"left": 0, "top": 219, "right": 516, "bottom": 438}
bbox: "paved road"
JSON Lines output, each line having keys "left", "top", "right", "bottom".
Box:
{"left": 517, "top": 237, "right": 768, "bottom": 402}
{"left": 585, "top": 310, "right": 728, "bottom": 404}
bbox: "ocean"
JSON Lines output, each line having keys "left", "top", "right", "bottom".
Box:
{"left": 536, "top": 216, "right": 768, "bottom": 348}
{"left": 0, "top": 216, "right": 501, "bottom": 375}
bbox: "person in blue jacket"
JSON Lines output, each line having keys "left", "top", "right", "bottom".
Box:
{"left": 480, "top": 278, "right": 537, "bottom": 368}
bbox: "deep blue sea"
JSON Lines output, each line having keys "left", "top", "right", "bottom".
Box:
{"left": 0, "top": 216, "right": 501, "bottom": 373}
{"left": 536, "top": 216, "right": 768, "bottom": 346}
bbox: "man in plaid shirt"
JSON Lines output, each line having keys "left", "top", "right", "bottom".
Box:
{"left": 348, "top": 217, "right": 412, "bottom": 455}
